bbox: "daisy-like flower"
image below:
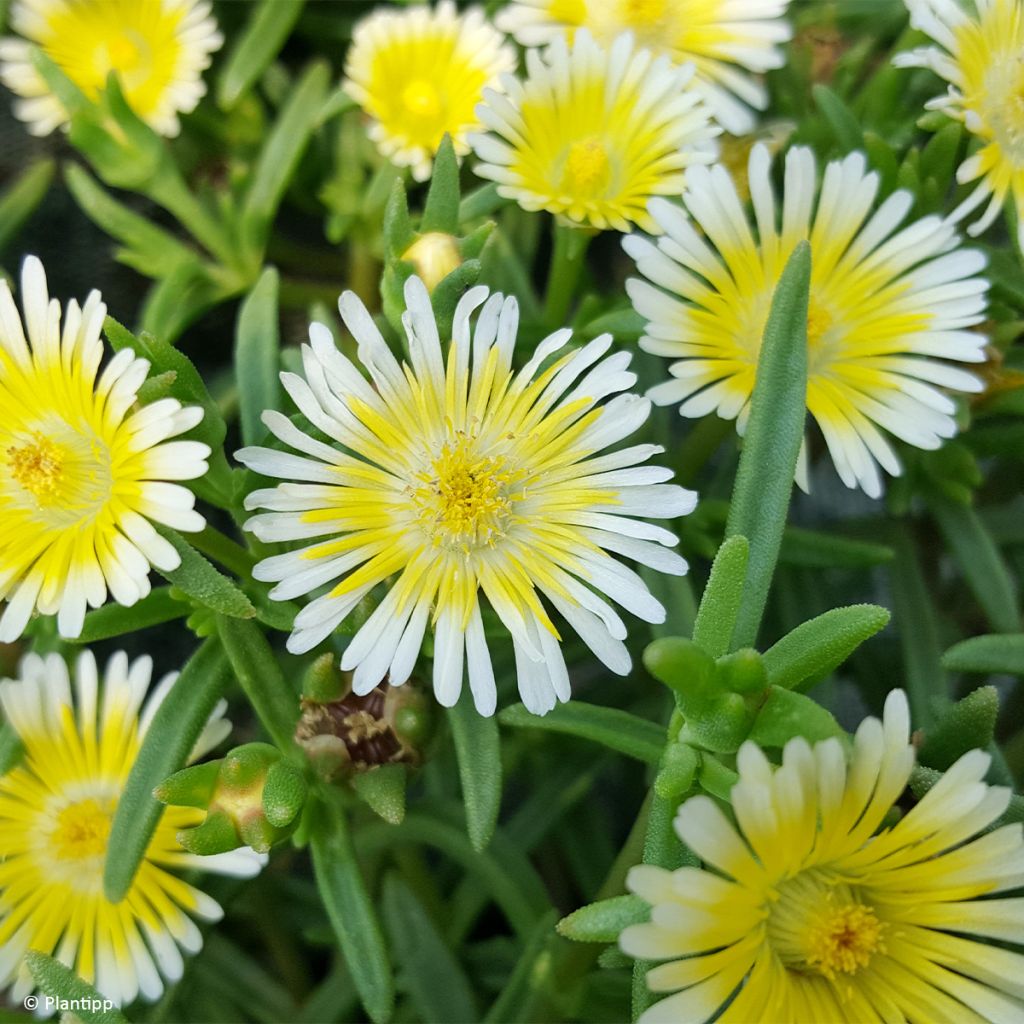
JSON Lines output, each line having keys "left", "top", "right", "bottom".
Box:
{"left": 0, "top": 257, "right": 210, "bottom": 642}
{"left": 496, "top": 0, "right": 792, "bottom": 135}
{"left": 470, "top": 30, "right": 718, "bottom": 233}
{"left": 622, "top": 690, "right": 1024, "bottom": 1023}
{"left": 625, "top": 145, "right": 990, "bottom": 497}
{"left": 0, "top": 650, "right": 264, "bottom": 1007}
{"left": 237, "top": 277, "right": 696, "bottom": 716}
{"left": 0, "top": 0, "right": 222, "bottom": 137}
{"left": 895, "top": 0, "right": 1024, "bottom": 252}
{"left": 343, "top": 1, "right": 515, "bottom": 182}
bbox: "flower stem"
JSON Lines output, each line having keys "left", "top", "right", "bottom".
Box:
{"left": 543, "top": 221, "right": 591, "bottom": 329}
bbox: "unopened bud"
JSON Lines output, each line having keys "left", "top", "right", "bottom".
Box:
{"left": 402, "top": 232, "right": 461, "bottom": 292}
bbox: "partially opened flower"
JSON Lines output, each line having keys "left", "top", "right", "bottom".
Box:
{"left": 0, "top": 650, "right": 264, "bottom": 1006}
{"left": 238, "top": 278, "right": 696, "bottom": 716}
{"left": 0, "top": 0, "right": 222, "bottom": 136}
{"left": 344, "top": 1, "right": 515, "bottom": 181}
{"left": 622, "top": 690, "right": 1024, "bottom": 1023}
{"left": 625, "top": 145, "right": 989, "bottom": 497}
{"left": 0, "top": 256, "right": 210, "bottom": 642}
{"left": 471, "top": 30, "right": 718, "bottom": 233}
{"left": 496, "top": 0, "right": 792, "bottom": 134}
{"left": 895, "top": 0, "right": 1024, "bottom": 251}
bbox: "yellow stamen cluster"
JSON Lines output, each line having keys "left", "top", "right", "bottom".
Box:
{"left": 50, "top": 797, "right": 114, "bottom": 865}
{"left": 8, "top": 435, "right": 63, "bottom": 503}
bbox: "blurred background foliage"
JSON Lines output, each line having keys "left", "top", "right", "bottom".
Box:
{"left": 1, "top": 0, "right": 1023, "bottom": 1021}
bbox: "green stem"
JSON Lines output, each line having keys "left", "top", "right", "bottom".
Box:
{"left": 189, "top": 524, "right": 255, "bottom": 579}
{"left": 148, "top": 164, "right": 237, "bottom": 269}
{"left": 543, "top": 221, "right": 591, "bottom": 329}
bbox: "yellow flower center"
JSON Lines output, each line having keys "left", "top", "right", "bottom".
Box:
{"left": 561, "top": 138, "right": 613, "bottom": 198}
{"left": 51, "top": 797, "right": 115, "bottom": 864}
{"left": 101, "top": 31, "right": 146, "bottom": 76}
{"left": 8, "top": 434, "right": 64, "bottom": 503}
{"left": 979, "top": 53, "right": 1024, "bottom": 165}
{"left": 402, "top": 78, "right": 443, "bottom": 121}
{"left": 767, "top": 875, "right": 885, "bottom": 980}
{"left": 805, "top": 902, "right": 884, "bottom": 979}
{"left": 619, "top": 0, "right": 669, "bottom": 29}
{"left": 806, "top": 299, "right": 835, "bottom": 350}
{"left": 413, "top": 434, "right": 518, "bottom": 552}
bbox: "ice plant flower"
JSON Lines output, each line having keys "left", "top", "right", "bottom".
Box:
{"left": 344, "top": 1, "right": 515, "bottom": 181}
{"left": 0, "top": 0, "right": 222, "bottom": 136}
{"left": 238, "top": 277, "right": 696, "bottom": 716}
{"left": 621, "top": 690, "right": 1024, "bottom": 1023}
{"left": 0, "top": 257, "right": 210, "bottom": 642}
{"left": 496, "top": 0, "right": 792, "bottom": 134}
{"left": 624, "top": 145, "right": 990, "bottom": 497}
{"left": 895, "top": 0, "right": 1024, "bottom": 251}
{"left": 470, "top": 30, "right": 718, "bottom": 233}
{"left": 0, "top": 650, "right": 264, "bottom": 1006}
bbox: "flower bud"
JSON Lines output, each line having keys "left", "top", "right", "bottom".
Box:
{"left": 401, "top": 232, "right": 461, "bottom": 292}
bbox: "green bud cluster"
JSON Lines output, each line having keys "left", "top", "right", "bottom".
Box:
{"left": 155, "top": 743, "right": 307, "bottom": 855}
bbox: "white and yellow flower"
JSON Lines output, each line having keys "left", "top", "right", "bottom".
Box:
{"left": 0, "top": 649, "right": 263, "bottom": 1007}
{"left": 0, "top": 256, "right": 210, "bottom": 642}
{"left": 622, "top": 690, "right": 1024, "bottom": 1023}
{"left": 0, "top": 0, "right": 222, "bottom": 136}
{"left": 344, "top": 1, "right": 515, "bottom": 181}
{"left": 624, "top": 145, "right": 989, "bottom": 497}
{"left": 895, "top": 0, "right": 1024, "bottom": 252}
{"left": 471, "top": 30, "right": 718, "bottom": 233}
{"left": 238, "top": 277, "right": 696, "bottom": 716}
{"left": 496, "top": 0, "right": 792, "bottom": 135}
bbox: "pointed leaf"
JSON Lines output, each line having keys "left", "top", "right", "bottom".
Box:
{"left": 448, "top": 691, "right": 502, "bottom": 851}
{"left": 943, "top": 633, "right": 1024, "bottom": 675}
{"left": 691, "top": 535, "right": 749, "bottom": 658}
{"left": 352, "top": 764, "right": 407, "bottom": 825}
{"left": 158, "top": 530, "right": 256, "bottom": 619}
{"left": 24, "top": 951, "right": 128, "bottom": 1024}
{"left": 236, "top": 267, "right": 282, "bottom": 446}
{"left": 421, "top": 134, "right": 460, "bottom": 233}
{"left": 557, "top": 895, "right": 649, "bottom": 943}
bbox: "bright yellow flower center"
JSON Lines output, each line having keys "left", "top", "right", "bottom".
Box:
{"left": 8, "top": 434, "right": 64, "bottom": 503}
{"left": 413, "top": 435, "right": 518, "bottom": 552}
{"left": 51, "top": 797, "right": 115, "bottom": 863}
{"left": 620, "top": 0, "right": 669, "bottom": 29}
{"left": 806, "top": 299, "right": 836, "bottom": 351}
{"left": 562, "top": 138, "right": 613, "bottom": 198}
{"left": 768, "top": 876, "right": 886, "bottom": 980}
{"left": 402, "top": 78, "right": 443, "bottom": 121}
{"left": 5, "top": 425, "right": 113, "bottom": 521}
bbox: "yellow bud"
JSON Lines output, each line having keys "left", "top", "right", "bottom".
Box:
{"left": 402, "top": 232, "right": 461, "bottom": 292}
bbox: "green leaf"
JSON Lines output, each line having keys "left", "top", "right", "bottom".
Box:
{"left": 104, "top": 316, "right": 228, "bottom": 448}
{"left": 813, "top": 84, "right": 864, "bottom": 151}
{"left": 779, "top": 527, "right": 893, "bottom": 568}
{"left": 310, "top": 798, "right": 395, "bottom": 1024}
{"left": 71, "top": 587, "right": 187, "bottom": 643}
{"left": 762, "top": 605, "right": 891, "bottom": 692}
{"left": 139, "top": 260, "right": 241, "bottom": 345}
{"left": 217, "top": 0, "right": 306, "bottom": 109}
{"left": 383, "top": 179, "right": 415, "bottom": 255}
{"left": 382, "top": 875, "right": 478, "bottom": 1023}
{"left": 499, "top": 702, "right": 664, "bottom": 764}
{"left": 557, "top": 895, "right": 649, "bottom": 943}
{"left": 943, "top": 634, "right": 1024, "bottom": 675}
{"left": 748, "top": 687, "right": 844, "bottom": 747}
{"left": 64, "top": 163, "right": 193, "bottom": 278}
{"left": 235, "top": 267, "right": 282, "bottom": 446}
{"left": 104, "top": 639, "right": 229, "bottom": 901}
{"left": 24, "top": 951, "right": 128, "bottom": 1024}
{"left": 0, "top": 722, "right": 24, "bottom": 776}
{"left": 0, "top": 158, "right": 54, "bottom": 254}
{"left": 421, "top": 134, "right": 460, "bottom": 233}
{"left": 157, "top": 530, "right": 256, "bottom": 619}
{"left": 931, "top": 494, "right": 1021, "bottom": 634}
{"left": 726, "top": 241, "right": 810, "bottom": 649}
{"left": 918, "top": 687, "right": 999, "bottom": 771}
{"left": 691, "top": 536, "right": 750, "bottom": 658}
{"left": 241, "top": 60, "right": 331, "bottom": 259}
{"left": 448, "top": 691, "right": 502, "bottom": 851}
{"left": 483, "top": 911, "right": 559, "bottom": 1024}
{"left": 217, "top": 615, "right": 299, "bottom": 751}
{"left": 352, "top": 764, "right": 407, "bottom": 825}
